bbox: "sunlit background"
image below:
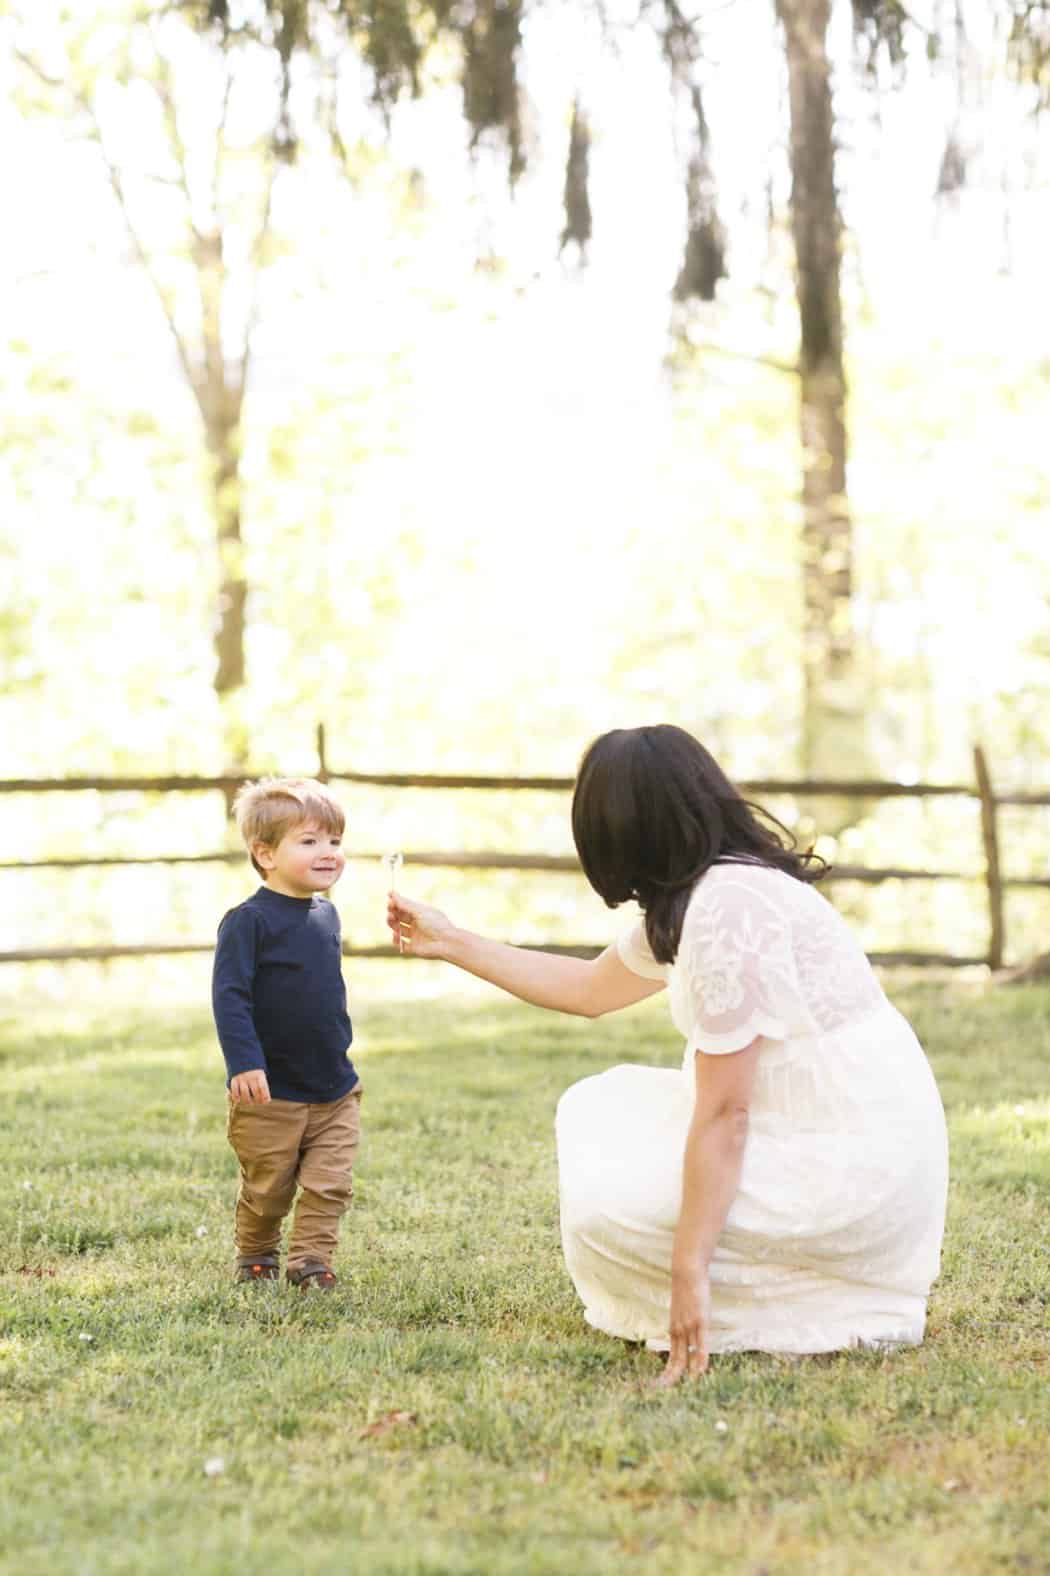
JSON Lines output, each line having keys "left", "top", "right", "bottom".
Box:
{"left": 2, "top": 0, "right": 1049, "bottom": 1002}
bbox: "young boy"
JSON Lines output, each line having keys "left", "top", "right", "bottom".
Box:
{"left": 212, "top": 778, "right": 361, "bottom": 1290}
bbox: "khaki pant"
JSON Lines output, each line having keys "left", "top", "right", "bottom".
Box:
{"left": 226, "top": 1086, "right": 362, "bottom": 1274}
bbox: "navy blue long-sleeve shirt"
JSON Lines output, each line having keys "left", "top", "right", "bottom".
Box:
{"left": 211, "top": 886, "right": 357, "bottom": 1102}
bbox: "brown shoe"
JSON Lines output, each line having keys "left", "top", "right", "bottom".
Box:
{"left": 235, "top": 1258, "right": 280, "bottom": 1283}
{"left": 286, "top": 1263, "right": 337, "bottom": 1292}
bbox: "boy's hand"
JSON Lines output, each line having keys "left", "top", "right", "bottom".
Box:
{"left": 230, "top": 1069, "right": 271, "bottom": 1103}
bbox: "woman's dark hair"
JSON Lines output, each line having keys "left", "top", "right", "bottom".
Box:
{"left": 571, "top": 725, "right": 827, "bottom": 965}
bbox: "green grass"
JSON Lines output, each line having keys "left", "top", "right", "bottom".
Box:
{"left": 1, "top": 974, "right": 1048, "bottom": 1575}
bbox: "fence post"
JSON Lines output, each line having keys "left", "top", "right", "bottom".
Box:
{"left": 316, "top": 723, "right": 329, "bottom": 784}
{"left": 973, "top": 743, "right": 1005, "bottom": 970}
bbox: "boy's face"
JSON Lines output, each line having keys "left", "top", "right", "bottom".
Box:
{"left": 254, "top": 821, "right": 346, "bottom": 899}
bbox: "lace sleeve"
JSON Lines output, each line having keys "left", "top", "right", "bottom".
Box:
{"left": 616, "top": 919, "right": 667, "bottom": 981}
{"left": 678, "top": 880, "right": 791, "bottom": 1054}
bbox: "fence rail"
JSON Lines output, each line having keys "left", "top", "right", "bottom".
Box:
{"left": 5, "top": 770, "right": 1050, "bottom": 807}
{"left": 2, "top": 728, "right": 1047, "bottom": 970}
{"left": 0, "top": 941, "right": 990, "bottom": 968}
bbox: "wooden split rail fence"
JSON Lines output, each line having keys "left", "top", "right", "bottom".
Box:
{"left": 2, "top": 727, "right": 1047, "bottom": 970}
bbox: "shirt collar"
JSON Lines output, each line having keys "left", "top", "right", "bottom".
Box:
{"left": 255, "top": 885, "right": 315, "bottom": 910}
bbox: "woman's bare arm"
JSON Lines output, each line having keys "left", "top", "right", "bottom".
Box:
{"left": 658, "top": 1037, "right": 762, "bottom": 1386}
{"left": 386, "top": 893, "right": 665, "bottom": 1018}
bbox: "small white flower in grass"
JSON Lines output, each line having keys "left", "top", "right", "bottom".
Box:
{"left": 195, "top": 1226, "right": 208, "bottom": 1239}
{"left": 1014, "top": 1105, "right": 1026, "bottom": 1116}
{"left": 714, "top": 1419, "right": 728, "bottom": 1434}
{"left": 79, "top": 1333, "right": 93, "bottom": 1343}
{"left": 21, "top": 1181, "right": 32, "bottom": 1191}
{"left": 203, "top": 1457, "right": 225, "bottom": 1478}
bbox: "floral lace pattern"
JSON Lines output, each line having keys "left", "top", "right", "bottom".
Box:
{"left": 677, "top": 878, "right": 796, "bottom": 1051}
{"left": 620, "top": 864, "right": 885, "bottom": 1052}
{"left": 790, "top": 883, "right": 885, "bottom": 1031}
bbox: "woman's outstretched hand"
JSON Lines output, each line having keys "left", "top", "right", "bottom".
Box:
{"left": 654, "top": 1266, "right": 711, "bottom": 1388}
{"left": 386, "top": 892, "right": 457, "bottom": 959}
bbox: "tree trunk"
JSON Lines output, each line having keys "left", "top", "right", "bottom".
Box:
{"left": 194, "top": 225, "right": 249, "bottom": 781}
{"left": 207, "top": 406, "right": 246, "bottom": 703}
{"left": 776, "top": 0, "right": 865, "bottom": 786}
{"left": 204, "top": 396, "right": 248, "bottom": 808}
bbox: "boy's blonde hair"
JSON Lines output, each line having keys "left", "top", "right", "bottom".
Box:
{"left": 233, "top": 778, "right": 345, "bottom": 877}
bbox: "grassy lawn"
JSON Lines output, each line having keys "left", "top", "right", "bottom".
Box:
{"left": 1, "top": 972, "right": 1048, "bottom": 1574}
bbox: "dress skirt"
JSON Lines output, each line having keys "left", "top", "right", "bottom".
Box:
{"left": 555, "top": 1001, "right": 949, "bottom": 1355}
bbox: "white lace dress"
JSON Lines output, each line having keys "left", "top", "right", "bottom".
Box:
{"left": 555, "top": 863, "right": 949, "bottom": 1354}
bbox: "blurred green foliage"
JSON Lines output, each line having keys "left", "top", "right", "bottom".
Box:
{"left": 2, "top": 2, "right": 1049, "bottom": 968}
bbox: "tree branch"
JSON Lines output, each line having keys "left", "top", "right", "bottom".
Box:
{"left": 682, "top": 338, "right": 799, "bottom": 377}
{"left": 150, "top": 37, "right": 213, "bottom": 417}
{"left": 93, "top": 106, "right": 203, "bottom": 404}
{"left": 14, "top": 43, "right": 201, "bottom": 404}
{"left": 236, "top": 162, "right": 277, "bottom": 401}
{"left": 212, "top": 56, "right": 235, "bottom": 224}
{"left": 12, "top": 47, "right": 64, "bottom": 91}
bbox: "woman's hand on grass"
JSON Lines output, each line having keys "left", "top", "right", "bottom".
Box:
{"left": 386, "top": 893, "right": 457, "bottom": 959}
{"left": 230, "top": 1069, "right": 271, "bottom": 1103}
{"left": 655, "top": 1265, "right": 711, "bottom": 1387}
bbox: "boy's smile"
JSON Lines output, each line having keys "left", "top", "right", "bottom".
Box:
{"left": 254, "top": 822, "right": 346, "bottom": 899}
